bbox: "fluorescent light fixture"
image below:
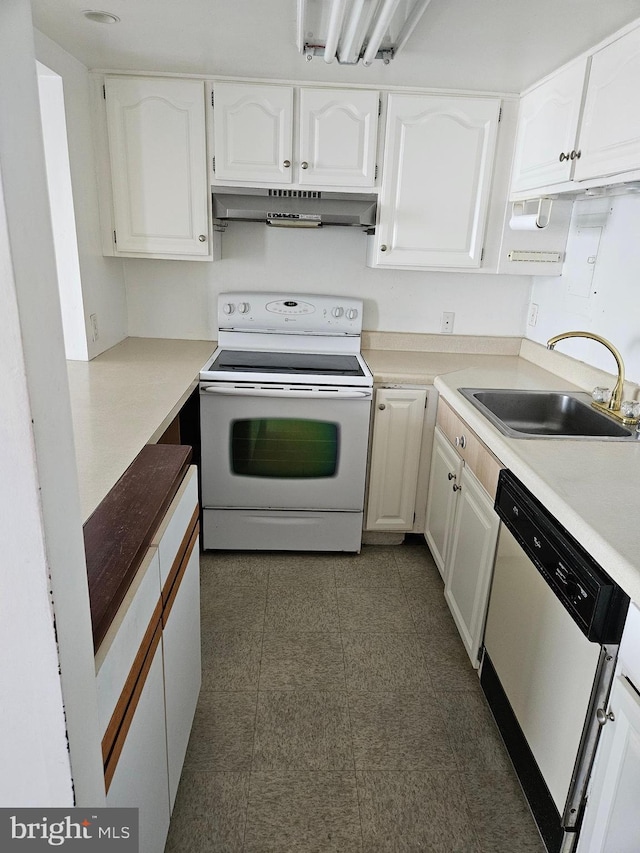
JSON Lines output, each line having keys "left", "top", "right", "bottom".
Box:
{"left": 324, "top": 0, "right": 348, "bottom": 63}
{"left": 298, "top": 0, "right": 432, "bottom": 65}
{"left": 362, "top": 0, "right": 402, "bottom": 66}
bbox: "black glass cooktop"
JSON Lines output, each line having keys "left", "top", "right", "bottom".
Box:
{"left": 209, "top": 349, "right": 366, "bottom": 376}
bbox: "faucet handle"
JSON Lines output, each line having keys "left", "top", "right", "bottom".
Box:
{"left": 592, "top": 387, "right": 612, "bottom": 404}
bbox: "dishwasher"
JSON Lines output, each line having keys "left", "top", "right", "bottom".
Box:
{"left": 481, "top": 469, "right": 629, "bottom": 853}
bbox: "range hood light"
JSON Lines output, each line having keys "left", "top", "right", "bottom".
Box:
{"left": 213, "top": 187, "right": 377, "bottom": 230}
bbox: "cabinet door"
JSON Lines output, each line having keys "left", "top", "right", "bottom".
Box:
{"left": 162, "top": 542, "right": 201, "bottom": 810}
{"left": 213, "top": 82, "right": 293, "bottom": 183}
{"left": 510, "top": 59, "right": 587, "bottom": 193}
{"left": 578, "top": 675, "right": 640, "bottom": 852}
{"left": 365, "top": 387, "right": 427, "bottom": 531}
{"left": 444, "top": 466, "right": 499, "bottom": 667}
{"left": 575, "top": 26, "right": 640, "bottom": 181}
{"left": 105, "top": 77, "right": 209, "bottom": 257}
{"left": 106, "top": 642, "right": 171, "bottom": 853}
{"left": 374, "top": 94, "right": 500, "bottom": 268}
{"left": 298, "top": 88, "right": 379, "bottom": 187}
{"left": 95, "top": 548, "right": 162, "bottom": 741}
{"left": 424, "top": 427, "right": 463, "bottom": 579}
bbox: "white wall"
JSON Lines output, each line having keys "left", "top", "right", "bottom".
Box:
{"left": 0, "top": 0, "right": 104, "bottom": 805}
{"left": 34, "top": 29, "right": 128, "bottom": 359}
{"left": 37, "top": 63, "right": 88, "bottom": 360}
{"left": 124, "top": 225, "right": 532, "bottom": 340}
{"left": 527, "top": 193, "right": 640, "bottom": 384}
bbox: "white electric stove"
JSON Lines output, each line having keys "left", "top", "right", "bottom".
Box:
{"left": 199, "top": 292, "right": 373, "bottom": 552}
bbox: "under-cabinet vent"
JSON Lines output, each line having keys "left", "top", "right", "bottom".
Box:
{"left": 268, "top": 189, "right": 322, "bottom": 199}
{"left": 508, "top": 250, "right": 563, "bottom": 263}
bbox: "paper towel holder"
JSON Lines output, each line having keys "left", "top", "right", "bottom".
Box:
{"left": 511, "top": 197, "right": 553, "bottom": 229}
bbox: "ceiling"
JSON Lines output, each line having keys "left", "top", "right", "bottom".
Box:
{"left": 30, "top": 0, "right": 640, "bottom": 93}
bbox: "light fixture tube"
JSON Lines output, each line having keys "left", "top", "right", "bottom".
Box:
{"left": 337, "top": 0, "right": 367, "bottom": 64}
{"left": 362, "top": 0, "right": 402, "bottom": 65}
{"left": 324, "top": 0, "right": 348, "bottom": 63}
{"left": 394, "top": 0, "right": 433, "bottom": 54}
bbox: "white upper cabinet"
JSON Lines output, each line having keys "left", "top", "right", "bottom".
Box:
{"left": 213, "top": 81, "right": 379, "bottom": 188}
{"left": 510, "top": 21, "right": 640, "bottom": 196}
{"left": 372, "top": 94, "right": 501, "bottom": 269}
{"left": 298, "top": 88, "right": 379, "bottom": 187}
{"left": 213, "top": 82, "right": 294, "bottom": 184}
{"left": 104, "top": 76, "right": 210, "bottom": 258}
{"left": 510, "top": 59, "right": 587, "bottom": 193}
{"left": 574, "top": 25, "right": 640, "bottom": 181}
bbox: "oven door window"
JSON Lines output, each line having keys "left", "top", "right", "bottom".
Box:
{"left": 231, "top": 418, "right": 339, "bottom": 478}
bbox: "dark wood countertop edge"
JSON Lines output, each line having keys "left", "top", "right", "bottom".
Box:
{"left": 84, "top": 443, "right": 192, "bottom": 652}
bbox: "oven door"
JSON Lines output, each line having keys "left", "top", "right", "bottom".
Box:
{"left": 199, "top": 383, "right": 372, "bottom": 511}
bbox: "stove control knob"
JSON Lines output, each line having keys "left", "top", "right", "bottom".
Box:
{"left": 223, "top": 302, "right": 235, "bottom": 315}
{"left": 238, "top": 302, "right": 250, "bottom": 314}
{"left": 332, "top": 307, "right": 344, "bottom": 318}
{"left": 346, "top": 308, "right": 358, "bottom": 320}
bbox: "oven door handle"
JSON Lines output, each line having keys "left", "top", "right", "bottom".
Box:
{"left": 201, "top": 386, "right": 372, "bottom": 400}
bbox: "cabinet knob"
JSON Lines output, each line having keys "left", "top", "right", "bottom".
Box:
{"left": 283, "top": 159, "right": 291, "bottom": 168}
{"left": 455, "top": 435, "right": 467, "bottom": 449}
{"left": 301, "top": 161, "right": 309, "bottom": 170}
{"left": 596, "top": 707, "right": 615, "bottom": 726}
{"left": 570, "top": 149, "right": 582, "bottom": 160}
{"left": 559, "top": 151, "right": 572, "bottom": 162}
{"left": 378, "top": 403, "right": 386, "bottom": 410}
{"left": 380, "top": 244, "right": 388, "bottom": 252}
{"left": 447, "top": 472, "right": 456, "bottom": 481}
{"left": 452, "top": 483, "right": 462, "bottom": 492}
{"left": 198, "top": 234, "right": 206, "bottom": 242}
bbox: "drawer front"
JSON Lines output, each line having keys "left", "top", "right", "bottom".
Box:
{"left": 437, "top": 399, "right": 502, "bottom": 498}
{"left": 95, "top": 548, "right": 162, "bottom": 738}
{"left": 151, "top": 465, "right": 198, "bottom": 588}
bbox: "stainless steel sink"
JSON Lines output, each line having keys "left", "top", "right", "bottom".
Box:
{"left": 458, "top": 388, "right": 639, "bottom": 440}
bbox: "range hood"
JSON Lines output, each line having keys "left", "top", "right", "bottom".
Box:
{"left": 212, "top": 187, "right": 377, "bottom": 230}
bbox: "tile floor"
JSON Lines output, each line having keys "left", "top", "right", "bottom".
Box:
{"left": 165, "top": 537, "right": 546, "bottom": 853}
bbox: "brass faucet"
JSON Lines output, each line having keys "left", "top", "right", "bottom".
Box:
{"left": 546, "top": 331, "right": 637, "bottom": 424}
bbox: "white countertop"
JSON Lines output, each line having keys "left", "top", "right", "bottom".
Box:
{"left": 362, "top": 349, "right": 521, "bottom": 386}
{"left": 67, "top": 337, "right": 215, "bottom": 521}
{"left": 67, "top": 335, "right": 640, "bottom": 604}
{"left": 434, "top": 363, "right": 640, "bottom": 605}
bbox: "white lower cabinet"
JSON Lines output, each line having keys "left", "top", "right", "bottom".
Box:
{"left": 444, "top": 465, "right": 500, "bottom": 665}
{"left": 162, "top": 542, "right": 202, "bottom": 809}
{"left": 578, "top": 604, "right": 640, "bottom": 852}
{"left": 97, "top": 466, "right": 200, "bottom": 849}
{"left": 106, "top": 642, "right": 171, "bottom": 853}
{"left": 365, "top": 387, "right": 428, "bottom": 531}
{"left": 424, "top": 403, "right": 502, "bottom": 666}
{"left": 424, "top": 427, "right": 463, "bottom": 578}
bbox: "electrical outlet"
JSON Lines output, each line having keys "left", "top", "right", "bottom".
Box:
{"left": 441, "top": 312, "right": 455, "bottom": 334}
{"left": 90, "top": 313, "right": 99, "bottom": 342}
{"left": 528, "top": 303, "right": 539, "bottom": 327}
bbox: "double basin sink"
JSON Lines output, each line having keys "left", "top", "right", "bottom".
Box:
{"left": 459, "top": 388, "right": 639, "bottom": 441}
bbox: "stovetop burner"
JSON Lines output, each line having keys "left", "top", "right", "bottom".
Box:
{"left": 208, "top": 349, "right": 366, "bottom": 377}
{"left": 200, "top": 292, "right": 373, "bottom": 388}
